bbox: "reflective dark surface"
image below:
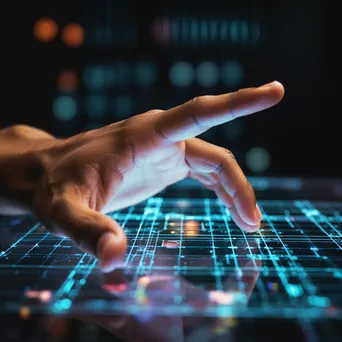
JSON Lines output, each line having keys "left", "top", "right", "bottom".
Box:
{"left": 1, "top": 177, "right": 342, "bottom": 341}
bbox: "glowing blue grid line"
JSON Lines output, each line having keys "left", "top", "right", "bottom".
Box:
{"left": 0, "top": 198, "right": 342, "bottom": 319}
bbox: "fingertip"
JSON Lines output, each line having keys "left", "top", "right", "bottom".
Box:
{"left": 229, "top": 207, "right": 260, "bottom": 233}
{"left": 271, "top": 80, "right": 285, "bottom": 99}
{"left": 243, "top": 224, "right": 260, "bottom": 233}
{"left": 97, "top": 231, "right": 127, "bottom": 273}
{"left": 259, "top": 80, "right": 285, "bottom": 102}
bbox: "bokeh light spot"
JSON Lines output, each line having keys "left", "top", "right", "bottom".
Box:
{"left": 221, "top": 61, "right": 244, "bottom": 87}
{"left": 246, "top": 147, "right": 270, "bottom": 173}
{"left": 83, "top": 66, "right": 106, "bottom": 90}
{"left": 19, "top": 307, "right": 30, "bottom": 320}
{"left": 61, "top": 23, "right": 84, "bottom": 47}
{"left": 196, "top": 61, "right": 219, "bottom": 87}
{"left": 57, "top": 70, "right": 78, "bottom": 92}
{"left": 169, "top": 61, "right": 194, "bottom": 87}
{"left": 33, "top": 18, "right": 58, "bottom": 42}
{"left": 52, "top": 96, "right": 77, "bottom": 121}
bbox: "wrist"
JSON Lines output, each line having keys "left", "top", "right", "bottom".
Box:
{"left": 0, "top": 125, "right": 58, "bottom": 213}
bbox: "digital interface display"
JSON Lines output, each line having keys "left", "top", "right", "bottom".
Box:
{"left": 1, "top": 179, "right": 342, "bottom": 322}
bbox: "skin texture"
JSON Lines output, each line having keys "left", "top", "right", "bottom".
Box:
{"left": 0, "top": 81, "right": 284, "bottom": 272}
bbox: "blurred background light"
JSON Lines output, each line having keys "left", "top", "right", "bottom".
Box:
{"left": 196, "top": 61, "right": 219, "bottom": 87}
{"left": 33, "top": 17, "right": 58, "bottom": 42}
{"left": 133, "top": 62, "right": 157, "bottom": 88}
{"left": 184, "top": 220, "right": 200, "bottom": 237}
{"left": 221, "top": 61, "right": 244, "bottom": 87}
{"left": 52, "top": 96, "right": 77, "bottom": 121}
{"left": 112, "top": 95, "right": 134, "bottom": 119}
{"left": 169, "top": 61, "right": 194, "bottom": 87}
{"left": 57, "top": 70, "right": 78, "bottom": 92}
{"left": 83, "top": 66, "right": 106, "bottom": 90}
{"left": 85, "top": 95, "right": 107, "bottom": 119}
{"left": 152, "top": 17, "right": 171, "bottom": 44}
{"left": 246, "top": 147, "right": 271, "bottom": 173}
{"left": 61, "top": 23, "right": 84, "bottom": 47}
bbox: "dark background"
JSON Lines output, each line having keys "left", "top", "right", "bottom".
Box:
{"left": 4, "top": 0, "right": 339, "bottom": 177}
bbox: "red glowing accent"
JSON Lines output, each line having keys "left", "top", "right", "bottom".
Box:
{"left": 162, "top": 240, "right": 180, "bottom": 249}
{"left": 103, "top": 283, "right": 128, "bottom": 293}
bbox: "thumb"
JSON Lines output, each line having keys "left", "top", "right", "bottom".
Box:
{"left": 45, "top": 196, "right": 127, "bottom": 273}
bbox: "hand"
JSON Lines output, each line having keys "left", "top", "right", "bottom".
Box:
{"left": 0, "top": 81, "right": 284, "bottom": 271}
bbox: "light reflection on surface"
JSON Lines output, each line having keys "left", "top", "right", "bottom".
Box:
{"left": 91, "top": 239, "right": 261, "bottom": 341}
{"left": 184, "top": 220, "right": 200, "bottom": 237}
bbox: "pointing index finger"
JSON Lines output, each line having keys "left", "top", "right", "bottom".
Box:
{"left": 154, "top": 81, "right": 284, "bottom": 144}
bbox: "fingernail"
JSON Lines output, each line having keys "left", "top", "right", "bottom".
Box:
{"left": 97, "top": 232, "right": 119, "bottom": 273}
{"left": 258, "top": 81, "right": 275, "bottom": 89}
{"left": 256, "top": 204, "right": 263, "bottom": 220}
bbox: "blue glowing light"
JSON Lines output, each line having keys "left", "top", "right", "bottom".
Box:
{"left": 83, "top": 66, "right": 107, "bottom": 90}
{"left": 52, "top": 96, "right": 77, "bottom": 121}
{"left": 1, "top": 192, "right": 342, "bottom": 320}
{"left": 286, "top": 284, "right": 303, "bottom": 297}
{"left": 169, "top": 62, "right": 194, "bottom": 87}
{"left": 196, "top": 61, "right": 219, "bottom": 87}
{"left": 60, "top": 298, "right": 72, "bottom": 309}
{"left": 308, "top": 296, "right": 331, "bottom": 308}
{"left": 246, "top": 147, "right": 271, "bottom": 173}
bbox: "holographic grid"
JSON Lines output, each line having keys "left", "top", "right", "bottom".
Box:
{"left": 0, "top": 197, "right": 342, "bottom": 318}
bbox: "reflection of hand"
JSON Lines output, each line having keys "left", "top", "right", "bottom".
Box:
{"left": 82, "top": 241, "right": 262, "bottom": 342}
{"left": 0, "top": 82, "right": 283, "bottom": 271}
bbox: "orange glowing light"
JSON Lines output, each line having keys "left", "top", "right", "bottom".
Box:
{"left": 184, "top": 220, "right": 200, "bottom": 237}
{"left": 33, "top": 18, "right": 58, "bottom": 42}
{"left": 26, "top": 290, "right": 39, "bottom": 298}
{"left": 57, "top": 70, "right": 78, "bottom": 91}
{"left": 61, "top": 23, "right": 84, "bottom": 47}
{"left": 138, "top": 276, "right": 151, "bottom": 286}
{"left": 19, "top": 307, "right": 31, "bottom": 320}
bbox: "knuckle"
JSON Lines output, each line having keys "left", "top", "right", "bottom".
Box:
{"left": 213, "top": 148, "right": 236, "bottom": 174}
{"left": 219, "top": 148, "right": 235, "bottom": 162}
{"left": 188, "top": 95, "right": 212, "bottom": 109}
{"left": 5, "top": 124, "right": 31, "bottom": 137}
